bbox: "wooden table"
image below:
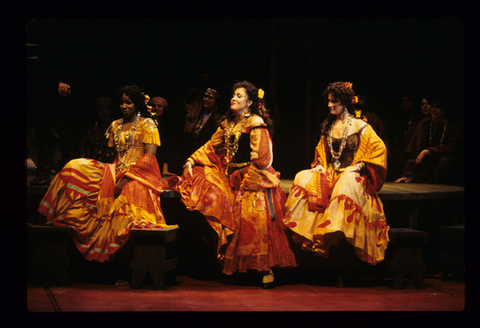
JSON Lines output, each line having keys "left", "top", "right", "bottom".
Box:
{"left": 280, "top": 180, "right": 464, "bottom": 229}
{"left": 377, "top": 182, "right": 464, "bottom": 201}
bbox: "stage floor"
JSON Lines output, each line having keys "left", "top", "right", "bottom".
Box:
{"left": 26, "top": 274, "right": 465, "bottom": 313}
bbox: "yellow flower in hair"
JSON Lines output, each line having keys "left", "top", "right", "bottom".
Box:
{"left": 352, "top": 96, "right": 359, "bottom": 104}
{"left": 258, "top": 88, "right": 265, "bottom": 99}
{"left": 345, "top": 82, "right": 353, "bottom": 90}
{"left": 144, "top": 94, "right": 150, "bottom": 104}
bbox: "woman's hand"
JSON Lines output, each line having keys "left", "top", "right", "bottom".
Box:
{"left": 115, "top": 177, "right": 130, "bottom": 198}
{"left": 415, "top": 149, "right": 430, "bottom": 165}
{"left": 58, "top": 82, "right": 71, "bottom": 97}
{"left": 182, "top": 160, "right": 194, "bottom": 178}
{"left": 395, "top": 176, "right": 412, "bottom": 183}
{"left": 183, "top": 166, "right": 193, "bottom": 178}
{"left": 311, "top": 164, "right": 324, "bottom": 173}
{"left": 344, "top": 162, "right": 364, "bottom": 173}
{"left": 26, "top": 158, "right": 37, "bottom": 170}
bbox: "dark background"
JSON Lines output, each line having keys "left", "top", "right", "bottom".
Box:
{"left": 26, "top": 17, "right": 465, "bottom": 179}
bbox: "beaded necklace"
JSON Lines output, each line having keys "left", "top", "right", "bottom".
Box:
{"left": 327, "top": 114, "right": 352, "bottom": 170}
{"left": 429, "top": 119, "right": 448, "bottom": 146}
{"left": 114, "top": 115, "right": 141, "bottom": 159}
{"left": 224, "top": 116, "right": 248, "bottom": 176}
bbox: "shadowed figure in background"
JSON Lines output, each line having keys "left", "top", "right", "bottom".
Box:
{"left": 80, "top": 96, "right": 116, "bottom": 164}
{"left": 27, "top": 19, "right": 85, "bottom": 185}
{"left": 395, "top": 93, "right": 464, "bottom": 185}
{"left": 148, "top": 96, "right": 182, "bottom": 176}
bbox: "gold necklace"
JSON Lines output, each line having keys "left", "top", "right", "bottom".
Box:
{"left": 114, "top": 116, "right": 140, "bottom": 164}
{"left": 224, "top": 116, "right": 248, "bottom": 176}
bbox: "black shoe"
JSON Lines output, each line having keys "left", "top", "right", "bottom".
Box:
{"left": 30, "top": 174, "right": 51, "bottom": 186}
{"left": 262, "top": 282, "right": 275, "bottom": 289}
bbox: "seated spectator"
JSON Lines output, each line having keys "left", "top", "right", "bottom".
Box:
{"left": 395, "top": 94, "right": 464, "bottom": 185}
{"left": 80, "top": 97, "right": 116, "bottom": 163}
{"left": 391, "top": 92, "right": 423, "bottom": 178}
{"left": 149, "top": 96, "right": 182, "bottom": 176}
{"left": 183, "top": 88, "right": 223, "bottom": 157}
{"left": 26, "top": 125, "right": 38, "bottom": 173}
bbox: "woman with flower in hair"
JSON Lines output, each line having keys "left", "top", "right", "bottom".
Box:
{"left": 284, "top": 81, "right": 389, "bottom": 267}
{"left": 175, "top": 80, "right": 297, "bottom": 288}
{"left": 39, "top": 85, "right": 176, "bottom": 264}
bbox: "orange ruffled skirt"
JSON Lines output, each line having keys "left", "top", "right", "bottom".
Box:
{"left": 178, "top": 165, "right": 297, "bottom": 275}
{"left": 38, "top": 157, "right": 173, "bottom": 262}
{"left": 284, "top": 165, "right": 389, "bottom": 265}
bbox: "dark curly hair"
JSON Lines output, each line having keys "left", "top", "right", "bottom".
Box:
{"left": 114, "top": 85, "right": 148, "bottom": 117}
{"left": 226, "top": 80, "right": 273, "bottom": 134}
{"left": 320, "top": 81, "right": 357, "bottom": 135}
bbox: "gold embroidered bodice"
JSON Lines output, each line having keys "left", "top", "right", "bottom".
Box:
{"left": 106, "top": 117, "right": 160, "bottom": 171}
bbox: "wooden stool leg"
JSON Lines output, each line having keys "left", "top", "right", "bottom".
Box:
{"left": 130, "top": 228, "right": 178, "bottom": 290}
{"left": 410, "top": 248, "right": 426, "bottom": 289}
{"left": 392, "top": 246, "right": 426, "bottom": 289}
{"left": 392, "top": 248, "right": 407, "bottom": 289}
{"left": 131, "top": 244, "right": 153, "bottom": 289}
{"left": 131, "top": 244, "right": 167, "bottom": 290}
{"left": 150, "top": 244, "right": 167, "bottom": 290}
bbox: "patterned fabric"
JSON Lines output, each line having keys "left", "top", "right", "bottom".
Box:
{"left": 284, "top": 124, "right": 389, "bottom": 265}
{"left": 176, "top": 117, "right": 297, "bottom": 274}
{"left": 38, "top": 117, "right": 175, "bottom": 262}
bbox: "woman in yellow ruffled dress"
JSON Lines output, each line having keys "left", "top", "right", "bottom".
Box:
{"left": 284, "top": 81, "right": 389, "bottom": 265}
{"left": 175, "top": 81, "right": 297, "bottom": 288}
{"left": 38, "top": 85, "right": 175, "bottom": 263}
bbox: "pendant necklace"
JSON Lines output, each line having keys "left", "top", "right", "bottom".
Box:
{"left": 327, "top": 114, "right": 352, "bottom": 170}
{"left": 224, "top": 115, "right": 248, "bottom": 176}
{"left": 114, "top": 115, "right": 140, "bottom": 167}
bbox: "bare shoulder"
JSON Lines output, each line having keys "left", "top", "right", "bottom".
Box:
{"left": 142, "top": 117, "right": 156, "bottom": 125}
{"left": 351, "top": 118, "right": 368, "bottom": 134}
{"left": 248, "top": 114, "right": 265, "bottom": 126}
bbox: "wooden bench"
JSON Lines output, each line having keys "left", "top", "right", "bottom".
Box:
{"left": 27, "top": 223, "right": 73, "bottom": 286}
{"left": 26, "top": 183, "right": 51, "bottom": 224}
{"left": 130, "top": 227, "right": 179, "bottom": 290}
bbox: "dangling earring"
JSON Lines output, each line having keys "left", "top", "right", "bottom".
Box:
{"left": 343, "top": 107, "right": 348, "bottom": 120}
{"left": 137, "top": 111, "right": 141, "bottom": 117}
{"left": 245, "top": 107, "right": 251, "bottom": 118}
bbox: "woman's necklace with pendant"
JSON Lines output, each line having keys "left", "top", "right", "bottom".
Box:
{"left": 224, "top": 116, "right": 247, "bottom": 175}
{"left": 115, "top": 116, "right": 140, "bottom": 159}
{"left": 328, "top": 115, "right": 352, "bottom": 170}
